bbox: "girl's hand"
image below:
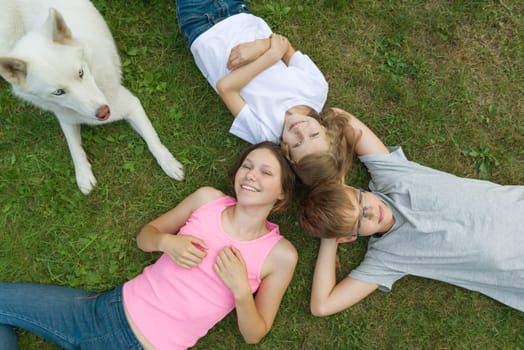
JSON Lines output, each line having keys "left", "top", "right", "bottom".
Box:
{"left": 268, "top": 33, "right": 289, "bottom": 60}
{"left": 214, "top": 246, "right": 251, "bottom": 298}
{"left": 160, "top": 234, "right": 208, "bottom": 269}
{"left": 227, "top": 39, "right": 269, "bottom": 70}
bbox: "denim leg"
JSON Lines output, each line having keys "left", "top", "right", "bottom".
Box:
{"left": 0, "top": 323, "right": 17, "bottom": 350}
{"left": 0, "top": 283, "right": 141, "bottom": 350}
{"left": 175, "top": 0, "right": 250, "bottom": 46}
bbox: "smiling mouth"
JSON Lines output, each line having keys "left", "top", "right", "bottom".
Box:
{"left": 378, "top": 206, "right": 384, "bottom": 224}
{"left": 241, "top": 184, "right": 259, "bottom": 192}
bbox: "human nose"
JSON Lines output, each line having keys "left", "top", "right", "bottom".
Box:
{"left": 294, "top": 122, "right": 308, "bottom": 135}
{"left": 246, "top": 169, "right": 256, "bottom": 181}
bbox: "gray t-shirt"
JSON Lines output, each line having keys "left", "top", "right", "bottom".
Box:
{"left": 349, "top": 147, "right": 524, "bottom": 311}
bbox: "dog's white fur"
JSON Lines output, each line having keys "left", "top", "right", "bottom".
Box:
{"left": 0, "top": 0, "right": 184, "bottom": 194}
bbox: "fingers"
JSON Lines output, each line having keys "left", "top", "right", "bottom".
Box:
{"left": 269, "top": 33, "right": 289, "bottom": 58}
{"left": 173, "top": 247, "right": 205, "bottom": 269}
{"left": 214, "top": 247, "right": 250, "bottom": 295}
{"left": 174, "top": 254, "right": 202, "bottom": 269}
{"left": 168, "top": 235, "right": 208, "bottom": 269}
{"left": 174, "top": 244, "right": 243, "bottom": 270}
{"left": 270, "top": 33, "right": 287, "bottom": 40}
{"left": 227, "top": 58, "right": 239, "bottom": 71}
{"left": 227, "top": 49, "right": 246, "bottom": 70}
{"left": 215, "top": 246, "right": 243, "bottom": 270}
{"left": 214, "top": 247, "right": 234, "bottom": 279}
{"left": 227, "top": 49, "right": 238, "bottom": 70}
{"left": 230, "top": 246, "right": 245, "bottom": 264}
{"left": 191, "top": 236, "right": 208, "bottom": 251}
{"left": 270, "top": 33, "right": 288, "bottom": 46}
{"left": 227, "top": 44, "right": 245, "bottom": 70}
{"left": 215, "top": 246, "right": 234, "bottom": 266}
{"left": 184, "top": 242, "right": 207, "bottom": 262}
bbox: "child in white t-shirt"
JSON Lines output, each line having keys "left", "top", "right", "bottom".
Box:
{"left": 176, "top": 0, "right": 331, "bottom": 165}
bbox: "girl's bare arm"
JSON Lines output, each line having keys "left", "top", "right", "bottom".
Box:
{"left": 137, "top": 187, "right": 222, "bottom": 268}
{"left": 227, "top": 34, "right": 295, "bottom": 70}
{"left": 332, "top": 108, "right": 389, "bottom": 157}
{"left": 216, "top": 34, "right": 290, "bottom": 116}
{"left": 216, "top": 239, "right": 297, "bottom": 343}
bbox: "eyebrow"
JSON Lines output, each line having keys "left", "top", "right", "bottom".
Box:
{"left": 245, "top": 157, "right": 277, "bottom": 171}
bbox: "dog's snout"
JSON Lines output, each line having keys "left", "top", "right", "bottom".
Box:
{"left": 96, "top": 105, "right": 110, "bottom": 121}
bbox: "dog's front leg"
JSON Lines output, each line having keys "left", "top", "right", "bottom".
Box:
{"left": 116, "top": 87, "right": 184, "bottom": 181}
{"left": 58, "top": 120, "right": 97, "bottom": 194}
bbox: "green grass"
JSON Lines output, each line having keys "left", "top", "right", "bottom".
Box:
{"left": 1, "top": 0, "right": 523, "bottom": 349}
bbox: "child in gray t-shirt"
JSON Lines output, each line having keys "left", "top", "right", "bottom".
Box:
{"left": 298, "top": 109, "right": 524, "bottom": 315}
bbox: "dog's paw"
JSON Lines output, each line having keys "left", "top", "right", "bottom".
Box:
{"left": 155, "top": 147, "right": 184, "bottom": 181}
{"left": 161, "top": 156, "right": 184, "bottom": 181}
{"left": 76, "top": 168, "right": 97, "bottom": 195}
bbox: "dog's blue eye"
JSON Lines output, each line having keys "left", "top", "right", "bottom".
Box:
{"left": 52, "top": 89, "right": 65, "bottom": 96}
{"left": 79, "top": 69, "right": 84, "bottom": 78}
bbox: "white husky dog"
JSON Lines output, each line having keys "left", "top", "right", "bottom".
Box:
{"left": 0, "top": 0, "right": 184, "bottom": 194}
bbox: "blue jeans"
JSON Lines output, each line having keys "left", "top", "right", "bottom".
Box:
{"left": 175, "top": 0, "right": 250, "bottom": 46}
{"left": 0, "top": 283, "right": 142, "bottom": 350}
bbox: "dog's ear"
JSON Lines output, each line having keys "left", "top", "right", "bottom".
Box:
{"left": 0, "top": 57, "right": 27, "bottom": 86}
{"left": 44, "top": 8, "right": 73, "bottom": 45}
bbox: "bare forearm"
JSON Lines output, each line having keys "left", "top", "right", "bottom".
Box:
{"left": 282, "top": 44, "right": 296, "bottom": 65}
{"left": 136, "top": 224, "right": 169, "bottom": 252}
{"left": 310, "top": 239, "right": 338, "bottom": 314}
{"left": 311, "top": 239, "right": 378, "bottom": 316}
{"left": 234, "top": 291, "right": 269, "bottom": 344}
{"left": 253, "top": 38, "right": 271, "bottom": 57}
{"left": 227, "top": 38, "right": 271, "bottom": 71}
{"left": 339, "top": 111, "right": 388, "bottom": 156}
{"left": 217, "top": 48, "right": 283, "bottom": 115}
{"left": 218, "top": 47, "right": 282, "bottom": 93}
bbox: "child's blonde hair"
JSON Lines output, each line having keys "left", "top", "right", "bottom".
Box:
{"left": 284, "top": 108, "right": 361, "bottom": 187}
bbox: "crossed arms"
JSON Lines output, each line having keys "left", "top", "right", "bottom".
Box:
{"left": 216, "top": 34, "right": 295, "bottom": 116}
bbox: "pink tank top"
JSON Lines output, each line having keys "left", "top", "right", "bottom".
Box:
{"left": 123, "top": 196, "right": 283, "bottom": 349}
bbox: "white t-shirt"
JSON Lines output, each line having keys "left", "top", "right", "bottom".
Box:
{"left": 191, "top": 13, "right": 328, "bottom": 144}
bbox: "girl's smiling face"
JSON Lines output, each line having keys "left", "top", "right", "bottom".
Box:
{"left": 281, "top": 114, "right": 329, "bottom": 162}
{"left": 234, "top": 148, "right": 285, "bottom": 208}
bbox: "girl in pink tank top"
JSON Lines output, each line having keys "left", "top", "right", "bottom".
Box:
{"left": 125, "top": 141, "right": 298, "bottom": 349}
{"left": 0, "top": 142, "right": 298, "bottom": 350}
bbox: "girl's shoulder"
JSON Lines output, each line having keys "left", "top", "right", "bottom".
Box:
{"left": 260, "top": 237, "right": 298, "bottom": 281}
{"left": 189, "top": 186, "right": 230, "bottom": 209}
{"left": 268, "top": 237, "right": 298, "bottom": 266}
{"left": 177, "top": 187, "right": 233, "bottom": 221}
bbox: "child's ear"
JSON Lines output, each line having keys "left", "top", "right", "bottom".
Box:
{"left": 336, "top": 236, "right": 357, "bottom": 244}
